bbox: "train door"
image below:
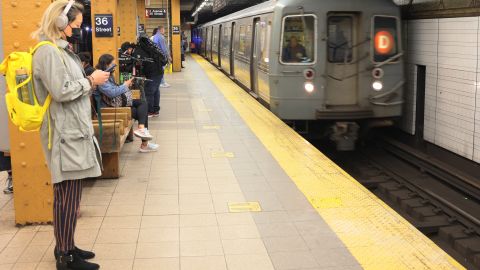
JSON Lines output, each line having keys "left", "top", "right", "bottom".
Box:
{"left": 230, "top": 22, "right": 236, "bottom": 77}
{"left": 326, "top": 14, "right": 358, "bottom": 105}
{"left": 210, "top": 26, "right": 214, "bottom": 61}
{"left": 250, "top": 18, "right": 261, "bottom": 96}
{"left": 203, "top": 27, "right": 210, "bottom": 58}
{"left": 218, "top": 25, "right": 222, "bottom": 67}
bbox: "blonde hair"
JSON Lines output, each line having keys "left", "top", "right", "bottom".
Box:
{"left": 32, "top": 0, "right": 84, "bottom": 42}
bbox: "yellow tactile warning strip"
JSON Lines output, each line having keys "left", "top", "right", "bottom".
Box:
{"left": 228, "top": 202, "right": 262, "bottom": 213}
{"left": 192, "top": 54, "right": 464, "bottom": 270}
{"left": 211, "top": 151, "right": 235, "bottom": 158}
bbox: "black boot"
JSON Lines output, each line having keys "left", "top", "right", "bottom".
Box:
{"left": 55, "top": 246, "right": 95, "bottom": 260}
{"left": 56, "top": 252, "right": 99, "bottom": 270}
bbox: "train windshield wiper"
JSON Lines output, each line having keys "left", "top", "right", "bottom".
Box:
{"left": 374, "top": 52, "right": 404, "bottom": 68}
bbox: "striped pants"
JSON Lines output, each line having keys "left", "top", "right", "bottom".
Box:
{"left": 53, "top": 179, "right": 83, "bottom": 254}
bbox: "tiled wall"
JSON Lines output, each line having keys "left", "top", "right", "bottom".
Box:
{"left": 403, "top": 17, "right": 480, "bottom": 162}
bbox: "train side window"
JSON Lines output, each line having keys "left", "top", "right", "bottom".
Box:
{"left": 280, "top": 15, "right": 316, "bottom": 64}
{"left": 262, "top": 21, "right": 272, "bottom": 63}
{"left": 223, "top": 26, "right": 230, "bottom": 52}
{"left": 327, "top": 16, "right": 353, "bottom": 63}
{"left": 213, "top": 27, "right": 218, "bottom": 51}
{"left": 238, "top": 26, "right": 246, "bottom": 56}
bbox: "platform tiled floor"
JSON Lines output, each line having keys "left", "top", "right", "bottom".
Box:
{"left": 0, "top": 57, "right": 361, "bottom": 270}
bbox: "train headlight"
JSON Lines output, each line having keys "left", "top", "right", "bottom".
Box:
{"left": 304, "top": 82, "right": 315, "bottom": 93}
{"left": 372, "top": 80, "right": 383, "bottom": 91}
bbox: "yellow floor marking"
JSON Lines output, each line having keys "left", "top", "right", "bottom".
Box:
{"left": 203, "top": 125, "right": 221, "bottom": 130}
{"left": 228, "top": 202, "right": 262, "bottom": 212}
{"left": 192, "top": 54, "right": 464, "bottom": 270}
{"left": 211, "top": 151, "right": 235, "bottom": 158}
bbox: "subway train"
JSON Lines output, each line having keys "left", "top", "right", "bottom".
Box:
{"left": 194, "top": 0, "right": 404, "bottom": 150}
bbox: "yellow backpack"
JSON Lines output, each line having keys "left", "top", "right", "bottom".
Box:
{"left": 0, "top": 41, "right": 58, "bottom": 149}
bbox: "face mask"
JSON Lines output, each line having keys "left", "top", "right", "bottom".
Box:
{"left": 66, "top": 27, "right": 82, "bottom": 43}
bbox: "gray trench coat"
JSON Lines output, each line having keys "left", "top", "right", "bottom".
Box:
{"left": 33, "top": 39, "right": 102, "bottom": 184}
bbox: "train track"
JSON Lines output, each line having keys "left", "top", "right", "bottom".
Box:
{"left": 317, "top": 137, "right": 480, "bottom": 270}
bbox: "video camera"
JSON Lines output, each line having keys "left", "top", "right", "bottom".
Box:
{"left": 118, "top": 37, "right": 167, "bottom": 78}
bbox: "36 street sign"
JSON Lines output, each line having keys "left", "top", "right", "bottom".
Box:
{"left": 94, "top": 14, "right": 113, "bottom": 37}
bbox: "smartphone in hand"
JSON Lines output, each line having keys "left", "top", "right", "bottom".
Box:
{"left": 105, "top": 64, "right": 117, "bottom": 73}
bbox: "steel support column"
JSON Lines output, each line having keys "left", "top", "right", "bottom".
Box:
{"left": 1, "top": 0, "right": 54, "bottom": 225}
{"left": 91, "top": 0, "right": 118, "bottom": 71}
{"left": 118, "top": 0, "right": 138, "bottom": 46}
{"left": 171, "top": 0, "right": 181, "bottom": 72}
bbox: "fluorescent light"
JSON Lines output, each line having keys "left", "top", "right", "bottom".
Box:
{"left": 192, "top": 0, "right": 210, "bottom": 17}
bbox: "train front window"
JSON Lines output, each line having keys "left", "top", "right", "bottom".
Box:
{"left": 373, "top": 16, "right": 399, "bottom": 62}
{"left": 281, "top": 15, "right": 316, "bottom": 64}
{"left": 328, "top": 16, "right": 353, "bottom": 63}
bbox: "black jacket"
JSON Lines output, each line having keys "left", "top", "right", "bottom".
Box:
{"left": 84, "top": 64, "right": 95, "bottom": 76}
{"left": 133, "top": 46, "right": 164, "bottom": 78}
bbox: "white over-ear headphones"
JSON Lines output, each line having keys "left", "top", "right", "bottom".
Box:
{"left": 55, "top": 0, "right": 75, "bottom": 30}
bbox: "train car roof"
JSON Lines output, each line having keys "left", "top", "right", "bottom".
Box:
{"left": 200, "top": 0, "right": 277, "bottom": 27}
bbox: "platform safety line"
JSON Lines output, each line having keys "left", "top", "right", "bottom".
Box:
{"left": 192, "top": 54, "right": 464, "bottom": 270}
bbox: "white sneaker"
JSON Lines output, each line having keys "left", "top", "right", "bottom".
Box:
{"left": 160, "top": 82, "right": 171, "bottom": 88}
{"left": 134, "top": 128, "right": 153, "bottom": 141}
{"left": 139, "top": 142, "right": 159, "bottom": 153}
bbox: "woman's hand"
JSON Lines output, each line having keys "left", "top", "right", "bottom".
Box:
{"left": 123, "top": 78, "right": 134, "bottom": 88}
{"left": 90, "top": 70, "right": 110, "bottom": 86}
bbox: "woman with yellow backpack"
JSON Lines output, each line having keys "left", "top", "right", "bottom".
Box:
{"left": 30, "top": 1, "right": 110, "bottom": 269}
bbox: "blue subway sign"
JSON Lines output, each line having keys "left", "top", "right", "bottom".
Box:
{"left": 94, "top": 14, "right": 113, "bottom": 37}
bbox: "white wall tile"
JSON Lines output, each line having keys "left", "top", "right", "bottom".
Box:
{"left": 403, "top": 19, "right": 438, "bottom": 139}
{"left": 405, "top": 17, "right": 479, "bottom": 162}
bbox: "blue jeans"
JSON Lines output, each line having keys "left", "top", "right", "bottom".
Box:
{"left": 161, "top": 66, "right": 166, "bottom": 84}
{"left": 145, "top": 74, "right": 163, "bottom": 113}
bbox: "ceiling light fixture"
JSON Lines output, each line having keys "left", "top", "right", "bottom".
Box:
{"left": 192, "top": 0, "right": 211, "bottom": 17}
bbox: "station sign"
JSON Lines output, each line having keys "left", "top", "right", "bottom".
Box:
{"left": 145, "top": 8, "right": 167, "bottom": 18}
{"left": 172, "top": 25, "right": 180, "bottom": 35}
{"left": 138, "top": 24, "right": 145, "bottom": 33}
{"left": 94, "top": 14, "right": 113, "bottom": 37}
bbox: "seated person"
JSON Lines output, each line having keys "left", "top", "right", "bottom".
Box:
{"left": 95, "top": 54, "right": 159, "bottom": 153}
{"left": 120, "top": 42, "right": 135, "bottom": 73}
{"left": 282, "top": 36, "right": 307, "bottom": 63}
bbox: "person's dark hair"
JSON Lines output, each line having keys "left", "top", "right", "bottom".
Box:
{"left": 121, "top": 42, "right": 134, "bottom": 52}
{"left": 95, "top": 54, "right": 115, "bottom": 71}
{"left": 67, "top": 5, "right": 84, "bottom": 23}
{"left": 78, "top": 52, "right": 91, "bottom": 64}
{"left": 152, "top": 28, "right": 158, "bottom": 36}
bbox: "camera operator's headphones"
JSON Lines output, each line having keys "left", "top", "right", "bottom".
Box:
{"left": 55, "top": 0, "right": 75, "bottom": 30}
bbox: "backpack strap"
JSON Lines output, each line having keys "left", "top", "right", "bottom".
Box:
{"left": 32, "top": 41, "right": 60, "bottom": 150}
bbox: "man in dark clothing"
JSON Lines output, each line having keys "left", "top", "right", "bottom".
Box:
{"left": 78, "top": 52, "right": 95, "bottom": 76}
{"left": 119, "top": 42, "right": 135, "bottom": 74}
{"left": 134, "top": 36, "right": 165, "bottom": 116}
{"left": 282, "top": 36, "right": 307, "bottom": 63}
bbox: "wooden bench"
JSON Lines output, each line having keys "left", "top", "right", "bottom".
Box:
{"left": 92, "top": 107, "right": 134, "bottom": 179}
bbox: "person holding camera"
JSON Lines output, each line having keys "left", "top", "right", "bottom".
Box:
{"left": 95, "top": 54, "right": 159, "bottom": 153}
{"left": 135, "top": 35, "right": 166, "bottom": 118}
{"left": 32, "top": 1, "right": 111, "bottom": 269}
